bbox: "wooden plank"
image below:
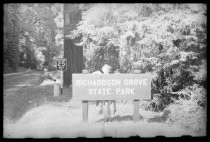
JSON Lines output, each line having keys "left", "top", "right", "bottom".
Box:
{"left": 82, "top": 100, "right": 88, "bottom": 122}
{"left": 134, "top": 70, "right": 140, "bottom": 74}
{"left": 133, "top": 100, "right": 139, "bottom": 122}
{"left": 82, "top": 69, "right": 89, "bottom": 122}
{"left": 107, "top": 101, "right": 111, "bottom": 121}
{"left": 82, "top": 69, "right": 89, "bottom": 74}
{"left": 133, "top": 70, "right": 141, "bottom": 122}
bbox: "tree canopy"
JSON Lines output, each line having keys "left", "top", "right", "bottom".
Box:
{"left": 69, "top": 3, "right": 207, "bottom": 111}
{"left": 4, "top": 3, "right": 64, "bottom": 72}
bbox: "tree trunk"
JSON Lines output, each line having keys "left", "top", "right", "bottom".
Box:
{"left": 64, "top": 4, "right": 83, "bottom": 87}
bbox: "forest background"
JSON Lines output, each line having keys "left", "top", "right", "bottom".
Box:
{"left": 3, "top": 3, "right": 207, "bottom": 135}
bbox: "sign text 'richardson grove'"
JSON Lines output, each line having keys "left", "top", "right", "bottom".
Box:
{"left": 72, "top": 74, "right": 152, "bottom": 100}
{"left": 75, "top": 79, "right": 148, "bottom": 95}
{"left": 75, "top": 79, "right": 148, "bottom": 86}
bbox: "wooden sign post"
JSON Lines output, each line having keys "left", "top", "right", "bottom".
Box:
{"left": 56, "top": 58, "right": 67, "bottom": 94}
{"left": 133, "top": 70, "right": 140, "bottom": 122}
{"left": 72, "top": 70, "right": 152, "bottom": 122}
{"left": 61, "top": 70, "right": 63, "bottom": 94}
{"left": 82, "top": 69, "right": 89, "bottom": 122}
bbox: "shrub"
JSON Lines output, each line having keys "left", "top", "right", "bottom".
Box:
{"left": 139, "top": 100, "right": 153, "bottom": 111}
{"left": 139, "top": 93, "right": 172, "bottom": 112}
{"left": 166, "top": 100, "right": 206, "bottom": 136}
{"left": 165, "top": 84, "right": 207, "bottom": 136}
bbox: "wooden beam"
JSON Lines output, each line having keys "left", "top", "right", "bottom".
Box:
{"left": 82, "top": 69, "right": 89, "bottom": 122}
{"left": 133, "top": 70, "right": 140, "bottom": 122}
{"left": 82, "top": 100, "right": 88, "bottom": 122}
{"left": 133, "top": 100, "right": 140, "bottom": 122}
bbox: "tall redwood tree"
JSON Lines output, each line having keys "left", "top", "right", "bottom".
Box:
{"left": 64, "top": 4, "right": 83, "bottom": 87}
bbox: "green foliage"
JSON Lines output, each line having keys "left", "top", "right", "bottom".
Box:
{"left": 71, "top": 4, "right": 206, "bottom": 74}
{"left": 165, "top": 84, "right": 206, "bottom": 136}
{"left": 4, "top": 4, "right": 63, "bottom": 72}
{"left": 19, "top": 4, "right": 61, "bottom": 66}
{"left": 167, "top": 102, "right": 206, "bottom": 136}
{"left": 7, "top": 34, "right": 20, "bottom": 72}
{"left": 140, "top": 83, "right": 207, "bottom": 135}
{"left": 4, "top": 4, "right": 21, "bottom": 72}
{"left": 71, "top": 4, "right": 207, "bottom": 114}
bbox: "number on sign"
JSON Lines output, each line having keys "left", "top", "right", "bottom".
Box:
{"left": 57, "top": 59, "right": 67, "bottom": 71}
{"left": 58, "top": 61, "right": 62, "bottom": 68}
{"left": 62, "top": 61, "right": 65, "bottom": 67}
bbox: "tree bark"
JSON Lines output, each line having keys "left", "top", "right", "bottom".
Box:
{"left": 64, "top": 4, "right": 83, "bottom": 87}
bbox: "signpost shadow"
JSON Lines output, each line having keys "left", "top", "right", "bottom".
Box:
{"left": 96, "top": 114, "right": 144, "bottom": 122}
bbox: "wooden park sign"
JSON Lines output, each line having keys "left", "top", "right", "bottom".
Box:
{"left": 72, "top": 70, "right": 152, "bottom": 122}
